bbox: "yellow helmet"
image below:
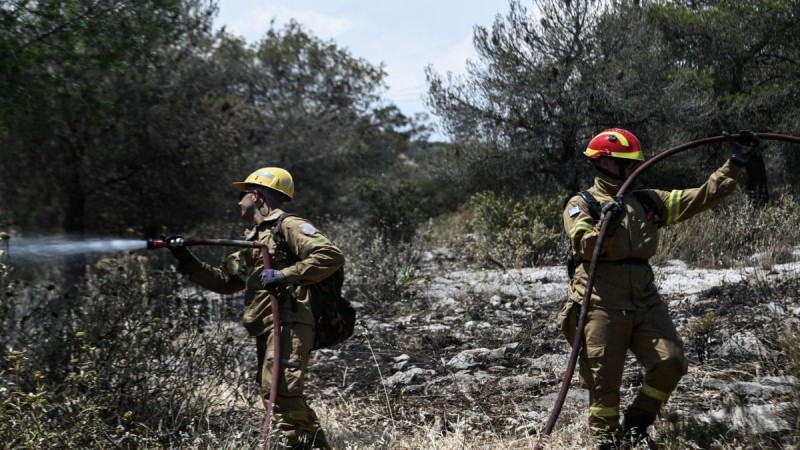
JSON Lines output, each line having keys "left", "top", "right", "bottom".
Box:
{"left": 232, "top": 167, "right": 294, "bottom": 201}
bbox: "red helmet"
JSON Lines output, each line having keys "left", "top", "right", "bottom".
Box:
{"left": 584, "top": 128, "right": 644, "bottom": 161}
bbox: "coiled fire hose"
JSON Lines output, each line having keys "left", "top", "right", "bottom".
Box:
{"left": 535, "top": 132, "right": 800, "bottom": 449}
{"left": 147, "top": 238, "right": 282, "bottom": 448}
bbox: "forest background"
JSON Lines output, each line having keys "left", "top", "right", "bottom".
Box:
{"left": 2, "top": 0, "right": 800, "bottom": 448}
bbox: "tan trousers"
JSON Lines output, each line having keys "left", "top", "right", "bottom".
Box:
{"left": 256, "top": 323, "right": 325, "bottom": 446}
{"left": 557, "top": 300, "right": 688, "bottom": 438}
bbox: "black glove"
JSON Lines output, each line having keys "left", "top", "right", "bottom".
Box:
{"left": 723, "top": 129, "right": 759, "bottom": 166}
{"left": 601, "top": 196, "right": 625, "bottom": 227}
{"left": 260, "top": 269, "right": 287, "bottom": 288}
{"left": 163, "top": 234, "right": 195, "bottom": 264}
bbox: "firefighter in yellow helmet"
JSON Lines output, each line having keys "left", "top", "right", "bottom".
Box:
{"left": 166, "top": 167, "right": 344, "bottom": 450}
{"left": 558, "top": 129, "right": 758, "bottom": 448}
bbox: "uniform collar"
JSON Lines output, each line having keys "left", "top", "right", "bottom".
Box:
{"left": 593, "top": 177, "right": 621, "bottom": 195}
{"left": 263, "top": 208, "right": 285, "bottom": 223}
{"left": 245, "top": 208, "right": 286, "bottom": 239}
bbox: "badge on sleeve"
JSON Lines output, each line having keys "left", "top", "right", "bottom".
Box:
{"left": 299, "top": 223, "right": 318, "bottom": 236}
{"left": 568, "top": 205, "right": 581, "bottom": 218}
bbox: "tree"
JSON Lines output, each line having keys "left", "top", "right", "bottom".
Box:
{"left": 233, "top": 21, "right": 423, "bottom": 216}
{"left": 425, "top": 0, "right": 709, "bottom": 195}
{"left": 650, "top": 0, "right": 800, "bottom": 202}
{"left": 0, "top": 0, "right": 252, "bottom": 237}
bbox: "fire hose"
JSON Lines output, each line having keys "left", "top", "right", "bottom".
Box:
{"left": 535, "top": 132, "right": 800, "bottom": 449}
{"left": 147, "top": 238, "right": 282, "bottom": 448}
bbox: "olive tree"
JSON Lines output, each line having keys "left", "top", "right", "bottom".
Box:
{"left": 0, "top": 0, "right": 253, "bottom": 237}
{"left": 650, "top": 0, "right": 800, "bottom": 201}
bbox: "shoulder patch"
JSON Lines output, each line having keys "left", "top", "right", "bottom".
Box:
{"left": 568, "top": 205, "right": 581, "bottom": 218}
{"left": 299, "top": 223, "right": 318, "bottom": 236}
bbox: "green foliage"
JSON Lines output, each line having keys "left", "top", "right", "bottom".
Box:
{"left": 425, "top": 0, "right": 710, "bottom": 195}
{"left": 0, "top": 0, "right": 252, "bottom": 236}
{"left": 466, "top": 191, "right": 562, "bottom": 268}
{"left": 325, "top": 218, "right": 421, "bottom": 307}
{"left": 354, "top": 179, "right": 423, "bottom": 243}
{"left": 0, "top": 254, "right": 260, "bottom": 448}
{"left": 240, "top": 20, "right": 421, "bottom": 217}
{"left": 353, "top": 174, "right": 461, "bottom": 243}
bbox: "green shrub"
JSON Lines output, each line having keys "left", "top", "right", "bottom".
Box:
{"left": 323, "top": 217, "right": 421, "bottom": 308}
{"left": 0, "top": 254, "right": 261, "bottom": 448}
{"left": 353, "top": 176, "right": 465, "bottom": 244}
{"left": 354, "top": 179, "right": 423, "bottom": 243}
{"left": 466, "top": 191, "right": 562, "bottom": 268}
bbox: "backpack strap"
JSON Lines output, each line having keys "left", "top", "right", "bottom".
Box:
{"left": 565, "top": 190, "right": 601, "bottom": 279}
{"left": 576, "top": 191, "right": 602, "bottom": 221}
{"left": 269, "top": 212, "right": 299, "bottom": 312}
{"left": 576, "top": 190, "right": 660, "bottom": 226}
{"left": 269, "top": 213, "right": 297, "bottom": 258}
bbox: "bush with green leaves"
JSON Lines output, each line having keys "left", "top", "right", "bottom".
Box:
{"left": 323, "top": 217, "right": 421, "bottom": 309}
{"left": 0, "top": 254, "right": 261, "bottom": 448}
{"left": 466, "top": 191, "right": 562, "bottom": 268}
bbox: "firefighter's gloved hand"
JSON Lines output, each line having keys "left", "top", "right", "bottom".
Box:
{"left": 260, "top": 269, "right": 287, "bottom": 288}
{"left": 723, "top": 129, "right": 759, "bottom": 166}
{"left": 163, "top": 234, "right": 195, "bottom": 263}
{"left": 601, "top": 197, "right": 625, "bottom": 227}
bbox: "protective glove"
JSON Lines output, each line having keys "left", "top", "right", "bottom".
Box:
{"left": 723, "top": 129, "right": 759, "bottom": 166}
{"left": 600, "top": 196, "right": 625, "bottom": 227}
{"left": 163, "top": 234, "right": 196, "bottom": 264}
{"left": 260, "top": 269, "right": 287, "bottom": 288}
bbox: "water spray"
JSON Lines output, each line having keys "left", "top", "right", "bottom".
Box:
{"left": 6, "top": 237, "right": 148, "bottom": 260}
{"left": 1, "top": 235, "right": 262, "bottom": 262}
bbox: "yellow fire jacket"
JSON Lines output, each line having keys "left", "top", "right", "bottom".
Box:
{"left": 563, "top": 160, "right": 743, "bottom": 310}
{"left": 178, "top": 208, "right": 345, "bottom": 336}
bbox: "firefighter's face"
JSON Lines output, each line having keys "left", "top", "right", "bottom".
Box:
{"left": 597, "top": 157, "right": 640, "bottom": 180}
{"left": 238, "top": 189, "right": 259, "bottom": 221}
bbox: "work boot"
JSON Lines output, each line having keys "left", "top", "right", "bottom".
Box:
{"left": 597, "top": 434, "right": 620, "bottom": 450}
{"left": 597, "top": 436, "right": 618, "bottom": 450}
{"left": 272, "top": 433, "right": 331, "bottom": 450}
{"left": 309, "top": 429, "right": 332, "bottom": 449}
{"left": 595, "top": 429, "right": 623, "bottom": 450}
{"left": 621, "top": 409, "right": 657, "bottom": 448}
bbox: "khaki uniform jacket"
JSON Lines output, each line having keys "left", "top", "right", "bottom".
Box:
{"left": 179, "top": 208, "right": 345, "bottom": 336}
{"left": 563, "top": 160, "right": 742, "bottom": 310}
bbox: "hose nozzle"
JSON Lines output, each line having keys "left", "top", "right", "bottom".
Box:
{"left": 146, "top": 238, "right": 169, "bottom": 250}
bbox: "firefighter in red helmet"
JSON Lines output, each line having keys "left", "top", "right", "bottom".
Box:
{"left": 559, "top": 128, "right": 758, "bottom": 448}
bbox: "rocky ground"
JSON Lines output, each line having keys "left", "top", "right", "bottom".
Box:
{"left": 306, "top": 248, "right": 800, "bottom": 449}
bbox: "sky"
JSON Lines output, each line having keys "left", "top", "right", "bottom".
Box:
{"left": 214, "top": 0, "right": 509, "bottom": 140}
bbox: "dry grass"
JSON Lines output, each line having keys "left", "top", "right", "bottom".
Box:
{"left": 310, "top": 398, "right": 594, "bottom": 450}
{"left": 654, "top": 191, "right": 800, "bottom": 268}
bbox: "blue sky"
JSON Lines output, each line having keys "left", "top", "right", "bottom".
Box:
{"left": 214, "top": 0, "right": 508, "bottom": 139}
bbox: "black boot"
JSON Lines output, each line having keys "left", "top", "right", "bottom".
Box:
{"left": 309, "top": 429, "right": 331, "bottom": 450}
{"left": 597, "top": 436, "right": 618, "bottom": 450}
{"left": 621, "top": 408, "right": 656, "bottom": 447}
